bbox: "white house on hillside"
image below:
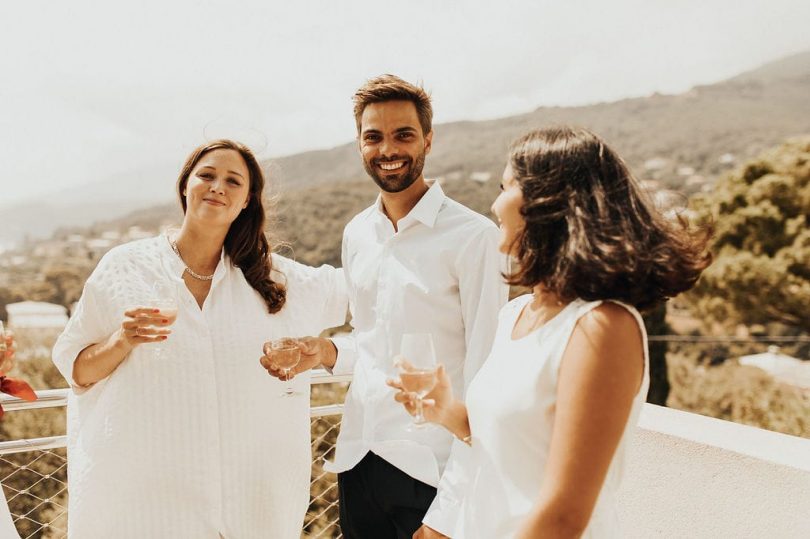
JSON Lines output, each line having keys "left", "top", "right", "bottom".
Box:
{"left": 6, "top": 301, "right": 69, "bottom": 330}
{"left": 739, "top": 346, "right": 810, "bottom": 389}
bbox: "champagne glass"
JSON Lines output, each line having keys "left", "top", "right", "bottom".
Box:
{"left": 146, "top": 281, "right": 179, "bottom": 358}
{"left": 395, "top": 333, "right": 438, "bottom": 430}
{"left": 264, "top": 338, "right": 301, "bottom": 397}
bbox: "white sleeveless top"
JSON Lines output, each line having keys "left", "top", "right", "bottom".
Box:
{"left": 456, "top": 295, "right": 650, "bottom": 538}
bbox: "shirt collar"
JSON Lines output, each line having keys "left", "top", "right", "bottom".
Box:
{"left": 372, "top": 180, "right": 446, "bottom": 231}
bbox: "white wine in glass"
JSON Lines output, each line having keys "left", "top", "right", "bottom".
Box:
{"left": 396, "top": 333, "right": 438, "bottom": 430}
{"left": 147, "top": 281, "right": 179, "bottom": 358}
{"left": 264, "top": 338, "right": 301, "bottom": 397}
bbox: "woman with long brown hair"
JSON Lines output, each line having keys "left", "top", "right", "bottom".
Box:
{"left": 53, "top": 140, "right": 347, "bottom": 538}
{"left": 391, "top": 126, "right": 711, "bottom": 538}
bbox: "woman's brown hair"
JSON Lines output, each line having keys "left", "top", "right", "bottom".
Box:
{"left": 506, "top": 126, "right": 712, "bottom": 311}
{"left": 177, "top": 139, "right": 286, "bottom": 314}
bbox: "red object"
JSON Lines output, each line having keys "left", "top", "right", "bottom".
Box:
{"left": 0, "top": 375, "right": 37, "bottom": 420}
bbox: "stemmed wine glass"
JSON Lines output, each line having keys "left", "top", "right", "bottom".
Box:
{"left": 264, "top": 338, "right": 302, "bottom": 397}
{"left": 395, "top": 333, "right": 438, "bottom": 430}
{"left": 146, "top": 281, "right": 179, "bottom": 358}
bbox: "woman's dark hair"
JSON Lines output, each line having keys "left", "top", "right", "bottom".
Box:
{"left": 505, "top": 126, "right": 712, "bottom": 311}
{"left": 177, "top": 139, "right": 286, "bottom": 314}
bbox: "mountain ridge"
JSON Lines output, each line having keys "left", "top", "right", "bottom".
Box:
{"left": 3, "top": 49, "right": 810, "bottom": 248}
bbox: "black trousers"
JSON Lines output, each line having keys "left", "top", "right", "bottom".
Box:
{"left": 338, "top": 452, "right": 438, "bottom": 539}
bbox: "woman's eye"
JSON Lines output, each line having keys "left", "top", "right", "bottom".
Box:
{"left": 228, "top": 179, "right": 240, "bottom": 186}
{"left": 199, "top": 173, "right": 213, "bottom": 180}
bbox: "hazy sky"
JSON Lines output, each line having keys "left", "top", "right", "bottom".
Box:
{"left": 2, "top": 0, "right": 809, "bottom": 206}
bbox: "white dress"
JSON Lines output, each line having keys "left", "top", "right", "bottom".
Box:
{"left": 456, "top": 295, "right": 650, "bottom": 538}
{"left": 52, "top": 236, "right": 347, "bottom": 539}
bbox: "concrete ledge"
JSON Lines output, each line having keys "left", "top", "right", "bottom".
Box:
{"left": 617, "top": 404, "right": 810, "bottom": 538}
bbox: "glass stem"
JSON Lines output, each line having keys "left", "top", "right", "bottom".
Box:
{"left": 414, "top": 397, "right": 425, "bottom": 424}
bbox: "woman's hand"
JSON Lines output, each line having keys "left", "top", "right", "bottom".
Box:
{"left": 72, "top": 307, "right": 176, "bottom": 388}
{"left": 387, "top": 363, "right": 455, "bottom": 427}
{"left": 115, "top": 307, "right": 174, "bottom": 351}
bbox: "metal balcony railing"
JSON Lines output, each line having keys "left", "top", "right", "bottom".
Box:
{"left": 0, "top": 370, "right": 350, "bottom": 539}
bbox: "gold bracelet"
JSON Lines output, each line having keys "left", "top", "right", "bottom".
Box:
{"left": 460, "top": 434, "right": 472, "bottom": 446}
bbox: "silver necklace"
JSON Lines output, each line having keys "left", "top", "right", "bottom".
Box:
{"left": 168, "top": 237, "right": 215, "bottom": 281}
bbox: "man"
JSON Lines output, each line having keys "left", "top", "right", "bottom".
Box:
{"left": 264, "top": 75, "right": 507, "bottom": 538}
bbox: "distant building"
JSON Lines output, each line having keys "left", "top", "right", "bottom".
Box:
{"left": 6, "top": 301, "right": 69, "bottom": 330}
{"left": 126, "top": 226, "right": 152, "bottom": 241}
{"left": 643, "top": 157, "right": 669, "bottom": 171}
{"left": 686, "top": 175, "right": 706, "bottom": 187}
{"left": 718, "top": 153, "right": 736, "bottom": 165}
{"left": 470, "top": 171, "right": 492, "bottom": 183}
{"left": 739, "top": 346, "right": 810, "bottom": 389}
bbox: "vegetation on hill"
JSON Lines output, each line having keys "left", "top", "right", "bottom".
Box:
{"left": 687, "top": 136, "right": 810, "bottom": 331}
{"left": 3, "top": 50, "right": 810, "bottom": 248}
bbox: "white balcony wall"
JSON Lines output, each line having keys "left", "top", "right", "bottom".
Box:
{"left": 618, "top": 404, "right": 810, "bottom": 538}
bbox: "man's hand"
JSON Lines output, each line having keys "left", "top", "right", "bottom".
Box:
{"left": 413, "top": 524, "right": 449, "bottom": 539}
{"left": 260, "top": 336, "right": 337, "bottom": 380}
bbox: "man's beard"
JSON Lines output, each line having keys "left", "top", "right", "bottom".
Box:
{"left": 363, "top": 151, "right": 426, "bottom": 193}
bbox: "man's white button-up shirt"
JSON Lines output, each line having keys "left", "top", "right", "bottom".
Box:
{"left": 325, "top": 181, "right": 508, "bottom": 535}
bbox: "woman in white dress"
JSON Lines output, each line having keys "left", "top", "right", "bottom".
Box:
{"left": 391, "top": 127, "right": 711, "bottom": 538}
{"left": 52, "top": 140, "right": 347, "bottom": 538}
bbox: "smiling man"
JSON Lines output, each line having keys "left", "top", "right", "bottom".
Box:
{"left": 323, "top": 75, "right": 507, "bottom": 538}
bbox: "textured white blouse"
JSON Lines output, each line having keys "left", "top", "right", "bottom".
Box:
{"left": 52, "top": 235, "right": 347, "bottom": 539}
{"left": 457, "top": 296, "right": 650, "bottom": 538}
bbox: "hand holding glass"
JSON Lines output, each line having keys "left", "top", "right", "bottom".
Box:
{"left": 264, "top": 338, "right": 301, "bottom": 397}
{"left": 146, "top": 281, "right": 179, "bottom": 357}
{"left": 395, "top": 333, "right": 438, "bottom": 429}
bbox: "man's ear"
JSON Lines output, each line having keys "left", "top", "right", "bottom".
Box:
{"left": 424, "top": 130, "right": 434, "bottom": 156}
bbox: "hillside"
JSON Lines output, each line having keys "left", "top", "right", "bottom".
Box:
{"left": 2, "top": 50, "right": 810, "bottom": 248}
{"left": 269, "top": 50, "right": 810, "bottom": 193}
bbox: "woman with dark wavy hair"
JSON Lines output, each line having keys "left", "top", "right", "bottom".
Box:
{"left": 392, "top": 126, "right": 711, "bottom": 538}
{"left": 53, "top": 140, "right": 347, "bottom": 538}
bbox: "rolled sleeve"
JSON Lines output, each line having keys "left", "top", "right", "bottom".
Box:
{"left": 424, "top": 223, "right": 508, "bottom": 533}
{"left": 52, "top": 276, "right": 116, "bottom": 391}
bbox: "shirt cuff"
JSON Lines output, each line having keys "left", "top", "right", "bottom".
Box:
{"left": 327, "top": 335, "right": 356, "bottom": 375}
{"left": 422, "top": 490, "right": 462, "bottom": 537}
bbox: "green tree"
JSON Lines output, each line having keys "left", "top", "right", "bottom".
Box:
{"left": 0, "top": 287, "right": 23, "bottom": 322}
{"left": 42, "top": 266, "right": 86, "bottom": 309}
{"left": 689, "top": 136, "right": 810, "bottom": 330}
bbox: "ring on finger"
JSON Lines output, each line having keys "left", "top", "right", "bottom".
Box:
{"left": 135, "top": 327, "right": 141, "bottom": 337}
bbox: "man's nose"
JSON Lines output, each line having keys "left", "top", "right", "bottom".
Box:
{"left": 379, "top": 137, "right": 398, "bottom": 158}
